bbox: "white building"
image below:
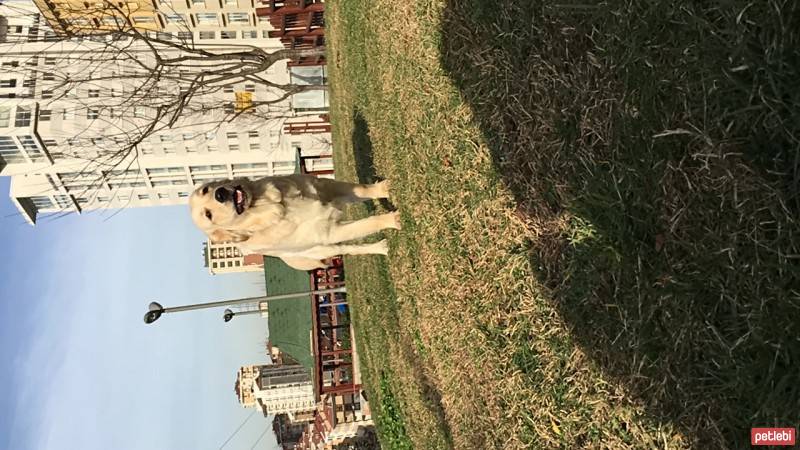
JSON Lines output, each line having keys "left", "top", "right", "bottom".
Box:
{"left": 236, "top": 364, "right": 317, "bottom": 418}
{"left": 203, "top": 240, "right": 265, "bottom": 274}
{"left": 0, "top": 0, "right": 332, "bottom": 225}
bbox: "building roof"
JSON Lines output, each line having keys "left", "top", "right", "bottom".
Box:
{"left": 264, "top": 256, "right": 315, "bottom": 381}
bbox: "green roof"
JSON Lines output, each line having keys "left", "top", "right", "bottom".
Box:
{"left": 264, "top": 256, "right": 315, "bottom": 377}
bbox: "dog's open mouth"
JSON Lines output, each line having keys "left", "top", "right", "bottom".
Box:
{"left": 233, "top": 186, "right": 246, "bottom": 214}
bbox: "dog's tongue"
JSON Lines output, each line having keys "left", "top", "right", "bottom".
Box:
{"left": 236, "top": 190, "right": 243, "bottom": 204}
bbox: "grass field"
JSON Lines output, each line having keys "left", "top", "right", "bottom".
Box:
{"left": 325, "top": 1, "right": 800, "bottom": 448}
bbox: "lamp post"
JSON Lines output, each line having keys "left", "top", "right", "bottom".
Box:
{"left": 144, "top": 287, "right": 346, "bottom": 324}
{"left": 223, "top": 308, "right": 266, "bottom": 322}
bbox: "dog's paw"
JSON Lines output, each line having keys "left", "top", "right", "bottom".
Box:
{"left": 373, "top": 239, "right": 389, "bottom": 255}
{"left": 387, "top": 211, "right": 402, "bottom": 230}
{"left": 375, "top": 180, "right": 391, "bottom": 199}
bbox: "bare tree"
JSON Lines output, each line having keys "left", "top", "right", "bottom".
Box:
{"left": 0, "top": 1, "right": 329, "bottom": 220}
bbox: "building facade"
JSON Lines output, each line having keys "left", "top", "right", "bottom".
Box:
{"left": 203, "top": 240, "right": 264, "bottom": 274}
{"left": 235, "top": 363, "right": 317, "bottom": 417}
{"left": 0, "top": 1, "right": 332, "bottom": 225}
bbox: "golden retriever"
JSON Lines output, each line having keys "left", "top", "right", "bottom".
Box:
{"left": 189, "top": 175, "right": 400, "bottom": 270}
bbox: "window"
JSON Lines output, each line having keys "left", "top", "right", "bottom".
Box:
{"left": 250, "top": 142, "right": 260, "bottom": 150}
{"left": 178, "top": 191, "right": 189, "bottom": 198}
{"left": 224, "top": 0, "right": 237, "bottom": 5}
{"left": 109, "top": 181, "right": 146, "bottom": 189}
{"left": 274, "top": 160, "right": 294, "bottom": 170}
{"left": 2, "top": 61, "right": 19, "bottom": 67}
{"left": 158, "top": 193, "right": 169, "bottom": 199}
{"left": 18, "top": 135, "right": 44, "bottom": 160}
{"left": 137, "top": 194, "right": 149, "bottom": 200}
{"left": 87, "top": 108, "right": 99, "bottom": 119}
{"left": 220, "top": 30, "right": 236, "bottom": 39}
{"left": 43, "top": 139, "right": 57, "bottom": 148}
{"left": 182, "top": 133, "right": 195, "bottom": 141}
{"left": 228, "top": 143, "right": 239, "bottom": 151}
{"left": 101, "top": 15, "right": 121, "bottom": 26}
{"left": 223, "top": 86, "right": 234, "bottom": 93}
{"left": 244, "top": 84, "right": 255, "bottom": 93}
{"left": 97, "top": 196, "right": 110, "bottom": 202}
{"left": 0, "top": 136, "right": 24, "bottom": 163}
{"left": 160, "top": 135, "right": 172, "bottom": 142}
{"left": 156, "top": 32, "right": 172, "bottom": 40}
{"left": 226, "top": 132, "right": 237, "bottom": 139}
{"left": 41, "top": 90, "right": 53, "bottom": 99}
{"left": 63, "top": 109, "right": 75, "bottom": 120}
{"left": 195, "top": 13, "right": 218, "bottom": 25}
{"left": 39, "top": 109, "right": 52, "bottom": 121}
{"left": 44, "top": 57, "right": 56, "bottom": 65}
{"left": 88, "top": 89, "right": 100, "bottom": 98}
{"left": 232, "top": 163, "right": 268, "bottom": 170}
{"left": 199, "top": 31, "right": 215, "bottom": 39}
{"left": 147, "top": 167, "right": 184, "bottom": 175}
{"left": 133, "top": 15, "right": 155, "bottom": 24}
{"left": 23, "top": 78, "right": 36, "bottom": 88}
{"left": 26, "top": 57, "right": 38, "bottom": 66}
{"left": 191, "top": 0, "right": 205, "bottom": 5}
{"left": 152, "top": 179, "right": 187, "bottom": 187}
{"left": 0, "top": 107, "right": 10, "bottom": 127}
{"left": 15, "top": 107, "right": 31, "bottom": 127}
{"left": 0, "top": 79, "right": 17, "bottom": 88}
{"left": 248, "top": 130, "right": 259, "bottom": 138}
{"left": 226, "top": 12, "right": 249, "bottom": 24}
{"left": 29, "top": 196, "right": 54, "bottom": 209}
{"left": 164, "top": 13, "right": 187, "bottom": 24}
{"left": 177, "top": 31, "right": 192, "bottom": 40}
{"left": 242, "top": 30, "right": 257, "bottom": 39}
{"left": 42, "top": 72, "right": 55, "bottom": 81}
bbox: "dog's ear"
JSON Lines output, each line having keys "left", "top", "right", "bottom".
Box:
{"left": 208, "top": 228, "right": 250, "bottom": 244}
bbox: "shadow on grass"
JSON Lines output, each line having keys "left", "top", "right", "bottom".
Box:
{"left": 352, "top": 110, "right": 393, "bottom": 212}
{"left": 351, "top": 109, "right": 455, "bottom": 449}
{"left": 440, "top": 1, "right": 800, "bottom": 447}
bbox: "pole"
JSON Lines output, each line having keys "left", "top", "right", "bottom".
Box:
{"left": 144, "top": 287, "right": 346, "bottom": 324}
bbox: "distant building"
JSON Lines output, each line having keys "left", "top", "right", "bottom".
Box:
{"left": 0, "top": 1, "right": 332, "bottom": 225}
{"left": 263, "top": 257, "right": 374, "bottom": 448}
{"left": 273, "top": 413, "right": 307, "bottom": 450}
{"left": 235, "top": 363, "right": 317, "bottom": 418}
{"left": 203, "top": 241, "right": 264, "bottom": 275}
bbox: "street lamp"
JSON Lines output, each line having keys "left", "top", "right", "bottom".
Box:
{"left": 143, "top": 287, "right": 347, "bottom": 324}
{"left": 222, "top": 308, "right": 266, "bottom": 322}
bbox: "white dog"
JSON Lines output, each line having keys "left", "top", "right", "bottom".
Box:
{"left": 189, "top": 175, "right": 400, "bottom": 270}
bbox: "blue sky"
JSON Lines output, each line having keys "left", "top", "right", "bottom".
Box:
{"left": 0, "top": 177, "right": 280, "bottom": 450}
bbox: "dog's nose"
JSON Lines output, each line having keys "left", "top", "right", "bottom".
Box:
{"left": 214, "top": 187, "right": 229, "bottom": 204}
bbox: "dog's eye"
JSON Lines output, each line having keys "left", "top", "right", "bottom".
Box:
{"left": 202, "top": 186, "right": 209, "bottom": 195}
{"left": 205, "top": 210, "right": 212, "bottom": 221}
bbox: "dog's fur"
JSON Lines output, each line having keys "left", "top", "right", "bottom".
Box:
{"left": 189, "top": 175, "right": 399, "bottom": 270}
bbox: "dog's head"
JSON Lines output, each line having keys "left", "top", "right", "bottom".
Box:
{"left": 190, "top": 178, "right": 271, "bottom": 243}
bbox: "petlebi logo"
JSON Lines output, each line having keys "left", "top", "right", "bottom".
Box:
{"left": 751, "top": 428, "right": 796, "bottom": 446}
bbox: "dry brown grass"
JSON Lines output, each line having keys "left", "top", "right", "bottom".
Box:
{"left": 328, "top": 0, "right": 800, "bottom": 449}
